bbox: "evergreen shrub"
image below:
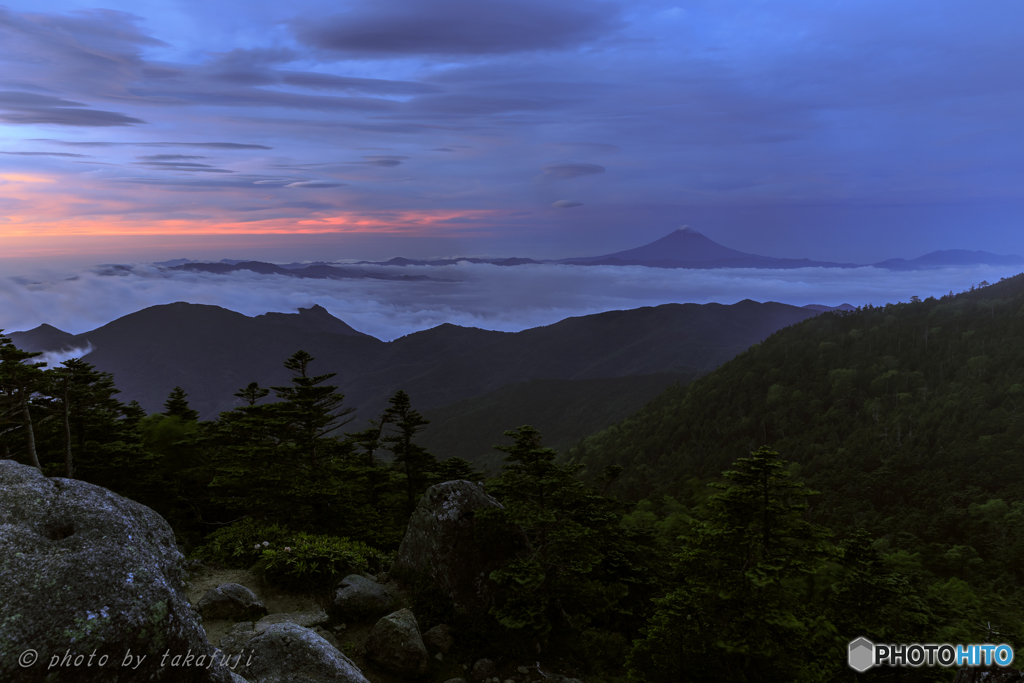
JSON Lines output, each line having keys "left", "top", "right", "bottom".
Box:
{"left": 253, "top": 532, "right": 390, "bottom": 591}
{"left": 191, "top": 519, "right": 294, "bottom": 569}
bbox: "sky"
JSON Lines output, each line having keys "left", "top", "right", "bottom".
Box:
{"left": 0, "top": 0, "right": 1022, "bottom": 268}
{"left": 1, "top": 1, "right": 1023, "bottom": 339}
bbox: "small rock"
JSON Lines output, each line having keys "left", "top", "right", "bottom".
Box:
{"left": 472, "top": 659, "right": 497, "bottom": 682}
{"left": 197, "top": 583, "right": 268, "bottom": 621}
{"left": 436, "top": 652, "right": 444, "bottom": 661}
{"left": 334, "top": 574, "right": 396, "bottom": 620}
{"left": 518, "top": 667, "right": 529, "bottom": 675}
{"left": 423, "top": 623, "right": 455, "bottom": 654}
{"left": 334, "top": 624, "right": 347, "bottom": 631}
{"left": 255, "top": 606, "right": 330, "bottom": 631}
{"left": 505, "top": 679, "right": 516, "bottom": 683}
{"left": 365, "top": 608, "right": 430, "bottom": 676}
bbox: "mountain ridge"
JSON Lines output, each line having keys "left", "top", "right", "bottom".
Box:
{"left": 8, "top": 299, "right": 836, "bottom": 425}
{"left": 147, "top": 228, "right": 1023, "bottom": 274}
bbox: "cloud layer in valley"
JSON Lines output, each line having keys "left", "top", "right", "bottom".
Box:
{"left": 1, "top": 262, "right": 1018, "bottom": 343}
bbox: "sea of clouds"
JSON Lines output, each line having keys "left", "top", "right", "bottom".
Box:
{"left": 0, "top": 261, "right": 1019, "bottom": 342}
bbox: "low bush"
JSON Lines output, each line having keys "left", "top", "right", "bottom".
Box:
{"left": 253, "top": 532, "right": 390, "bottom": 592}
{"left": 190, "top": 519, "right": 293, "bottom": 569}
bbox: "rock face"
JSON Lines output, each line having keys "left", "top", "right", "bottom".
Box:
{"left": 235, "top": 622, "right": 369, "bottom": 683}
{"left": 365, "top": 608, "right": 430, "bottom": 676}
{"left": 333, "top": 574, "right": 396, "bottom": 620}
{"left": 197, "top": 583, "right": 267, "bottom": 621}
{"left": 392, "top": 480, "right": 529, "bottom": 614}
{"left": 0, "top": 460, "right": 232, "bottom": 683}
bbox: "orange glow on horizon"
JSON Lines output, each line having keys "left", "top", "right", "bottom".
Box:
{"left": 0, "top": 168, "right": 515, "bottom": 241}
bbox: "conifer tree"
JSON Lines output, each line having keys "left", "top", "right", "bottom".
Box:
{"left": 0, "top": 334, "right": 46, "bottom": 469}
{"left": 164, "top": 386, "right": 200, "bottom": 421}
{"left": 483, "top": 426, "right": 646, "bottom": 646}
{"left": 234, "top": 381, "right": 269, "bottom": 406}
{"left": 628, "top": 447, "right": 836, "bottom": 683}
{"left": 381, "top": 390, "right": 437, "bottom": 513}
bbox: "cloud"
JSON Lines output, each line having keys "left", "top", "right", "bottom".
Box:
{"left": 38, "top": 344, "right": 95, "bottom": 369}
{"left": 137, "top": 154, "right": 207, "bottom": 161}
{"left": 552, "top": 200, "right": 583, "bottom": 208}
{"left": 0, "top": 91, "right": 145, "bottom": 127}
{"left": 135, "top": 161, "right": 234, "bottom": 173}
{"left": 541, "top": 163, "right": 605, "bottom": 179}
{"left": 280, "top": 72, "right": 440, "bottom": 96}
{"left": 285, "top": 180, "right": 349, "bottom": 188}
{"left": 0, "top": 151, "right": 90, "bottom": 157}
{"left": 35, "top": 140, "right": 272, "bottom": 150}
{"left": 357, "top": 155, "right": 409, "bottom": 168}
{"left": 1, "top": 262, "right": 1021, "bottom": 345}
{"left": 293, "top": 0, "right": 622, "bottom": 57}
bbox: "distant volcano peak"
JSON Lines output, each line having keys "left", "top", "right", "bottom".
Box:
{"left": 569, "top": 226, "right": 759, "bottom": 264}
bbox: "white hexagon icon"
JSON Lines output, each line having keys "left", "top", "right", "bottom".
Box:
{"left": 848, "top": 637, "right": 874, "bottom": 672}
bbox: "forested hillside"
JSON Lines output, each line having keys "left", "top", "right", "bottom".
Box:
{"left": 571, "top": 274, "right": 1024, "bottom": 655}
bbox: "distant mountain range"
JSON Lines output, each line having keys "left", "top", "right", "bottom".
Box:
{"left": 147, "top": 228, "right": 1024, "bottom": 278}
{"left": 8, "top": 300, "right": 842, "bottom": 462}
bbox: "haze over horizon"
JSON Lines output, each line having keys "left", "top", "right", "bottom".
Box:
{"left": 0, "top": 0, "right": 1022, "bottom": 268}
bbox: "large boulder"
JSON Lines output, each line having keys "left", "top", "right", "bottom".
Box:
{"left": 232, "top": 622, "right": 369, "bottom": 683}
{"left": 219, "top": 608, "right": 333, "bottom": 659}
{"left": 365, "top": 608, "right": 430, "bottom": 677}
{"left": 333, "top": 574, "right": 395, "bottom": 620}
{"left": 255, "top": 607, "right": 330, "bottom": 632}
{"left": 392, "top": 480, "right": 529, "bottom": 614}
{"left": 197, "top": 583, "right": 267, "bottom": 621}
{"left": 0, "top": 460, "right": 232, "bottom": 683}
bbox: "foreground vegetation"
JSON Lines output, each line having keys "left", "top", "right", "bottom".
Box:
{"left": 4, "top": 275, "right": 1022, "bottom": 681}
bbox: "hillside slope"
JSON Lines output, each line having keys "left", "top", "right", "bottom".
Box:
{"left": 10, "top": 300, "right": 821, "bottom": 421}
{"left": 571, "top": 275, "right": 1024, "bottom": 569}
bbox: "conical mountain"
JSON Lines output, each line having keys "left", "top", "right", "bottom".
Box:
{"left": 567, "top": 226, "right": 761, "bottom": 263}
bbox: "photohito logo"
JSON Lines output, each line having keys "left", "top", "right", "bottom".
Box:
{"left": 848, "top": 638, "right": 1014, "bottom": 671}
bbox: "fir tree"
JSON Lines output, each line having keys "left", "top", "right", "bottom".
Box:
{"left": 164, "top": 386, "right": 200, "bottom": 421}
{"left": 381, "top": 390, "right": 437, "bottom": 514}
{"left": 0, "top": 334, "right": 47, "bottom": 469}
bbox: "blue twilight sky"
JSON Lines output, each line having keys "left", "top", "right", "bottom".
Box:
{"left": 0, "top": 0, "right": 1022, "bottom": 267}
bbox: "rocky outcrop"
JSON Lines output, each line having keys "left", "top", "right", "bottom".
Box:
{"left": 0, "top": 460, "right": 232, "bottom": 683}
{"left": 333, "top": 574, "right": 396, "bottom": 620}
{"left": 235, "top": 622, "right": 369, "bottom": 683}
{"left": 197, "top": 583, "right": 267, "bottom": 621}
{"left": 392, "top": 481, "right": 529, "bottom": 614}
{"left": 365, "top": 608, "right": 430, "bottom": 676}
